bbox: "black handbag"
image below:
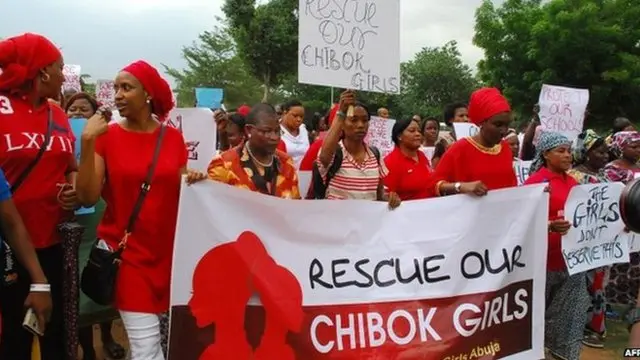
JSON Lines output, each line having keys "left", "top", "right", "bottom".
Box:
{"left": 2, "top": 110, "right": 53, "bottom": 286}
{"left": 80, "top": 124, "right": 167, "bottom": 306}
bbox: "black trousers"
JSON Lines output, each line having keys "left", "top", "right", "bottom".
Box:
{"left": 0, "top": 244, "right": 65, "bottom": 360}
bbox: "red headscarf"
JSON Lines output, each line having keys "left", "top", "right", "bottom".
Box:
{"left": 122, "top": 60, "right": 174, "bottom": 121}
{"left": 326, "top": 103, "right": 339, "bottom": 126}
{"left": 237, "top": 104, "right": 251, "bottom": 117}
{"left": 0, "top": 33, "right": 61, "bottom": 91}
{"left": 467, "top": 87, "right": 511, "bottom": 125}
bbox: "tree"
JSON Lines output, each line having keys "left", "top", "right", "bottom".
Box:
{"left": 398, "top": 41, "right": 478, "bottom": 119}
{"left": 474, "top": 0, "right": 640, "bottom": 127}
{"left": 223, "top": 0, "right": 298, "bottom": 101}
{"left": 164, "top": 25, "right": 263, "bottom": 108}
{"left": 80, "top": 74, "right": 95, "bottom": 95}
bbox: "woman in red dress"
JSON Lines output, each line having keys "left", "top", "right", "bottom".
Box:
{"left": 0, "top": 33, "right": 77, "bottom": 360}
{"left": 383, "top": 117, "right": 432, "bottom": 200}
{"left": 76, "top": 61, "right": 187, "bottom": 360}
{"left": 429, "top": 87, "right": 517, "bottom": 197}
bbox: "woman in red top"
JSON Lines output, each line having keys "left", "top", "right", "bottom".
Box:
{"left": 76, "top": 61, "right": 187, "bottom": 360}
{"left": 0, "top": 33, "right": 78, "bottom": 360}
{"left": 430, "top": 87, "right": 517, "bottom": 197}
{"left": 524, "top": 131, "right": 588, "bottom": 360}
{"left": 383, "top": 117, "right": 432, "bottom": 200}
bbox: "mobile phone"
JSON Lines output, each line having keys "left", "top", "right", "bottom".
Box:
{"left": 22, "top": 308, "right": 43, "bottom": 336}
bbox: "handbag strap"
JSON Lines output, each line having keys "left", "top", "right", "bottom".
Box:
{"left": 11, "top": 109, "right": 54, "bottom": 193}
{"left": 120, "top": 124, "right": 167, "bottom": 248}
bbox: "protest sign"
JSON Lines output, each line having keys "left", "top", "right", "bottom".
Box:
{"left": 169, "top": 182, "right": 548, "bottom": 360}
{"left": 297, "top": 0, "right": 400, "bottom": 94}
{"left": 629, "top": 232, "right": 640, "bottom": 253}
{"left": 538, "top": 85, "right": 589, "bottom": 141}
{"left": 96, "top": 80, "right": 116, "bottom": 110}
{"left": 69, "top": 118, "right": 95, "bottom": 215}
{"left": 62, "top": 64, "right": 82, "bottom": 93}
{"left": 453, "top": 123, "right": 479, "bottom": 140}
{"left": 195, "top": 88, "right": 224, "bottom": 109}
{"left": 298, "top": 170, "right": 312, "bottom": 198}
{"left": 562, "top": 183, "right": 629, "bottom": 275}
{"left": 514, "top": 160, "right": 532, "bottom": 186}
{"left": 364, "top": 116, "right": 394, "bottom": 156}
{"left": 166, "top": 108, "right": 216, "bottom": 171}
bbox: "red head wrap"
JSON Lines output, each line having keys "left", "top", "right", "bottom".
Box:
{"left": 467, "top": 87, "right": 511, "bottom": 125}
{"left": 237, "top": 104, "right": 251, "bottom": 117}
{"left": 121, "top": 60, "right": 174, "bottom": 121}
{"left": 327, "top": 103, "right": 339, "bottom": 126}
{"left": 0, "top": 33, "right": 61, "bottom": 91}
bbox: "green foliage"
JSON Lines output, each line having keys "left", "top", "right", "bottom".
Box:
{"left": 474, "top": 0, "right": 640, "bottom": 128}
{"left": 223, "top": 0, "right": 298, "bottom": 101}
{"left": 163, "top": 25, "right": 263, "bottom": 108}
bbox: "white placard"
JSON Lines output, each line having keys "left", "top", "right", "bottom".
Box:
{"left": 62, "top": 64, "right": 82, "bottom": 93}
{"left": 538, "top": 84, "right": 589, "bottom": 141}
{"left": 629, "top": 232, "right": 640, "bottom": 253}
{"left": 452, "top": 123, "right": 479, "bottom": 140}
{"left": 562, "top": 183, "right": 629, "bottom": 274}
{"left": 514, "top": 160, "right": 532, "bottom": 186}
{"left": 298, "top": 0, "right": 400, "bottom": 94}
{"left": 96, "top": 80, "right": 116, "bottom": 110}
{"left": 166, "top": 108, "right": 216, "bottom": 171}
{"left": 364, "top": 116, "right": 394, "bottom": 156}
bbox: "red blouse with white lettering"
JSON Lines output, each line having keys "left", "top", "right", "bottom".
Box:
{"left": 0, "top": 94, "right": 75, "bottom": 248}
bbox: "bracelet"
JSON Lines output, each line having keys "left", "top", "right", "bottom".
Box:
{"left": 30, "top": 283, "right": 51, "bottom": 293}
{"left": 336, "top": 111, "right": 346, "bottom": 118}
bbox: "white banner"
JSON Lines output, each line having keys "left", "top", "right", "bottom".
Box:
{"left": 538, "top": 84, "right": 589, "bottom": 141}
{"left": 297, "top": 0, "right": 400, "bottom": 94}
{"left": 166, "top": 108, "right": 216, "bottom": 171}
{"left": 169, "top": 182, "right": 548, "bottom": 359}
{"left": 514, "top": 160, "right": 532, "bottom": 186}
{"left": 562, "top": 183, "right": 629, "bottom": 274}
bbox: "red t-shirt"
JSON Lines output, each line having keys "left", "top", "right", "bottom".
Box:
{"left": 299, "top": 135, "right": 326, "bottom": 171}
{"left": 96, "top": 123, "right": 187, "bottom": 313}
{"left": 0, "top": 94, "right": 75, "bottom": 248}
{"left": 524, "top": 167, "right": 577, "bottom": 271}
{"left": 383, "top": 146, "right": 432, "bottom": 200}
{"left": 277, "top": 139, "right": 287, "bottom": 153}
{"left": 429, "top": 138, "right": 517, "bottom": 196}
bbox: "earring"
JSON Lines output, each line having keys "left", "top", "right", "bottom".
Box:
{"left": 146, "top": 99, "right": 151, "bottom": 104}
{"left": 41, "top": 73, "right": 51, "bottom": 82}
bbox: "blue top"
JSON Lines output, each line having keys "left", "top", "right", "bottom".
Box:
{"left": 0, "top": 169, "right": 11, "bottom": 203}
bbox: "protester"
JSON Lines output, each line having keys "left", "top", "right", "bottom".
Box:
{"left": 383, "top": 117, "right": 431, "bottom": 200}
{"left": 76, "top": 60, "right": 188, "bottom": 360}
{"left": 429, "top": 88, "right": 517, "bottom": 197}
{"left": 316, "top": 91, "right": 400, "bottom": 208}
{"left": 605, "top": 117, "right": 636, "bottom": 149}
{"left": 421, "top": 117, "right": 447, "bottom": 169}
{"left": 504, "top": 128, "right": 520, "bottom": 159}
{"left": 0, "top": 33, "right": 78, "bottom": 360}
{"left": 377, "top": 107, "right": 389, "bottom": 119}
{"left": 525, "top": 131, "right": 587, "bottom": 360}
{"left": 280, "top": 99, "right": 309, "bottom": 169}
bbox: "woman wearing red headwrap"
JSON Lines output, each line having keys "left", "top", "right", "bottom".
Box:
{"left": 428, "top": 87, "right": 517, "bottom": 197}
{"left": 76, "top": 60, "right": 187, "bottom": 360}
{"left": 0, "top": 33, "right": 78, "bottom": 360}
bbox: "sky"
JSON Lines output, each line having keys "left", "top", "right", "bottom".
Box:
{"left": 1, "top": 0, "right": 495, "bottom": 86}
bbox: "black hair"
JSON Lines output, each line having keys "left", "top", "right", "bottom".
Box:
{"left": 64, "top": 92, "right": 99, "bottom": 114}
{"left": 354, "top": 102, "right": 371, "bottom": 120}
{"left": 246, "top": 103, "right": 276, "bottom": 126}
{"left": 443, "top": 102, "right": 467, "bottom": 125}
{"left": 420, "top": 116, "right": 440, "bottom": 134}
{"left": 392, "top": 117, "right": 420, "bottom": 146}
{"left": 613, "top": 117, "right": 633, "bottom": 134}
{"left": 282, "top": 99, "right": 303, "bottom": 112}
{"left": 228, "top": 113, "right": 246, "bottom": 131}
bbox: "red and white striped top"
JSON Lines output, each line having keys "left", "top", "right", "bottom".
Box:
{"left": 317, "top": 142, "right": 387, "bottom": 200}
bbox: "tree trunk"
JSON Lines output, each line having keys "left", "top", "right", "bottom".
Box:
{"left": 261, "top": 72, "right": 270, "bottom": 102}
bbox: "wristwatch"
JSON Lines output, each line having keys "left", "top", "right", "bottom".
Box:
{"left": 454, "top": 182, "right": 462, "bottom": 194}
{"left": 336, "top": 111, "right": 346, "bottom": 119}
{"left": 626, "top": 307, "right": 640, "bottom": 331}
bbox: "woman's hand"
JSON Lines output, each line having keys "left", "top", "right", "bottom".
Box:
{"left": 339, "top": 90, "right": 355, "bottom": 114}
{"left": 24, "top": 290, "right": 52, "bottom": 333}
{"left": 57, "top": 184, "right": 79, "bottom": 210}
{"left": 460, "top": 181, "right": 488, "bottom": 196}
{"left": 82, "top": 109, "right": 109, "bottom": 140}
{"left": 549, "top": 219, "right": 571, "bottom": 235}
{"left": 185, "top": 169, "right": 207, "bottom": 185}
{"left": 214, "top": 109, "right": 228, "bottom": 133}
{"left": 388, "top": 192, "right": 401, "bottom": 210}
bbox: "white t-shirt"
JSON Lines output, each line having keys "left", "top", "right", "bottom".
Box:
{"left": 281, "top": 124, "right": 310, "bottom": 169}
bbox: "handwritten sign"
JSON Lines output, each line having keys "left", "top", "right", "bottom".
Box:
{"left": 166, "top": 108, "right": 216, "bottom": 171}
{"left": 452, "top": 123, "right": 479, "bottom": 140}
{"left": 96, "top": 80, "right": 116, "bottom": 110}
{"left": 562, "top": 183, "right": 628, "bottom": 275}
{"left": 69, "top": 118, "right": 95, "bottom": 215}
{"left": 298, "top": 0, "right": 400, "bottom": 94}
{"left": 538, "top": 84, "right": 589, "bottom": 141}
{"left": 514, "top": 160, "right": 532, "bottom": 186}
{"left": 364, "top": 116, "right": 394, "bottom": 156}
{"left": 62, "top": 64, "right": 82, "bottom": 93}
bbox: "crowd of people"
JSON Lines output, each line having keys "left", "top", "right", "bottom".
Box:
{"left": 0, "top": 32, "right": 639, "bottom": 360}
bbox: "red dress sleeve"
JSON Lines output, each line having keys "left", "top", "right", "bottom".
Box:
{"left": 299, "top": 139, "right": 323, "bottom": 171}
{"left": 277, "top": 140, "right": 287, "bottom": 153}
{"left": 427, "top": 141, "right": 461, "bottom": 196}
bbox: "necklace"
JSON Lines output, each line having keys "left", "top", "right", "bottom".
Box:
{"left": 246, "top": 143, "right": 274, "bottom": 168}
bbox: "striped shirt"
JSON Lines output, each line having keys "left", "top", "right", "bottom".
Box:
{"left": 317, "top": 142, "right": 387, "bottom": 200}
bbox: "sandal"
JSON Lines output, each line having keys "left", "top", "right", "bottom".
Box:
{"left": 103, "top": 340, "right": 126, "bottom": 360}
